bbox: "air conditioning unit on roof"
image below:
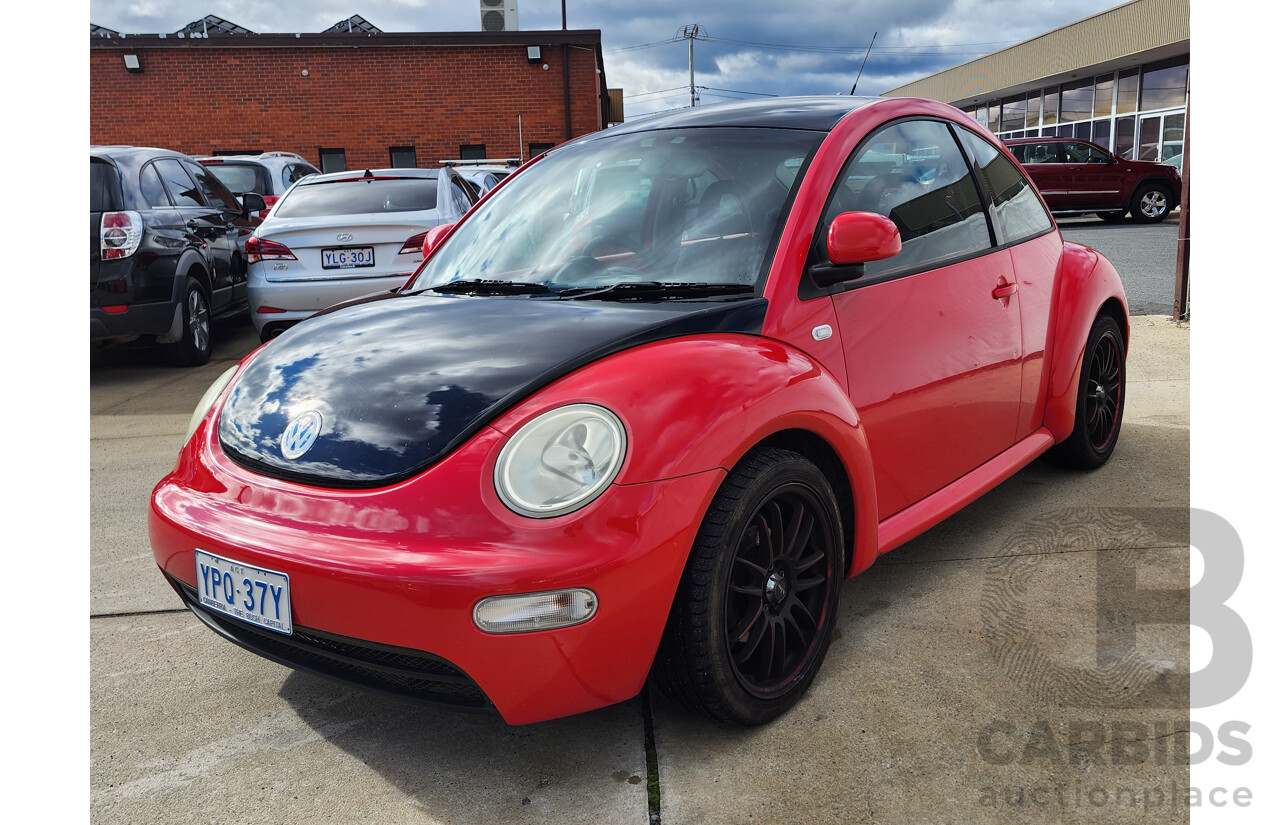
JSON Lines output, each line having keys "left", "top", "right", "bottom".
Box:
{"left": 480, "top": 0, "right": 518, "bottom": 32}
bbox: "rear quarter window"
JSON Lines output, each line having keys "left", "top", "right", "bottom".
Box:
{"left": 90, "top": 159, "right": 122, "bottom": 213}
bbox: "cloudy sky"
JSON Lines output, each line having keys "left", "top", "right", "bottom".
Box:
{"left": 88, "top": 0, "right": 1122, "bottom": 116}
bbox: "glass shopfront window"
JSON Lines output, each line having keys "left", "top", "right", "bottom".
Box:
{"left": 1115, "top": 116, "right": 1136, "bottom": 160}
{"left": 987, "top": 102, "right": 1001, "bottom": 134}
{"left": 1140, "top": 57, "right": 1189, "bottom": 111}
{"left": 1042, "top": 86, "right": 1059, "bottom": 128}
{"left": 1093, "top": 74, "right": 1114, "bottom": 118}
{"left": 1060, "top": 78, "right": 1093, "bottom": 123}
{"left": 1092, "top": 119, "right": 1111, "bottom": 152}
{"left": 1001, "top": 96, "right": 1027, "bottom": 133}
{"left": 1026, "top": 92, "right": 1041, "bottom": 131}
{"left": 1117, "top": 68, "right": 1139, "bottom": 114}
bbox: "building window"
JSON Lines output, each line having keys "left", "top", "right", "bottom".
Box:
{"left": 1092, "top": 119, "right": 1111, "bottom": 152}
{"left": 1026, "top": 93, "right": 1041, "bottom": 131}
{"left": 1116, "top": 68, "right": 1139, "bottom": 115}
{"left": 1093, "top": 74, "right": 1115, "bottom": 119}
{"left": 1042, "top": 87, "right": 1059, "bottom": 128}
{"left": 459, "top": 144, "right": 487, "bottom": 161}
{"left": 1114, "top": 116, "right": 1136, "bottom": 160}
{"left": 318, "top": 148, "right": 346, "bottom": 173}
{"left": 985, "top": 102, "right": 1000, "bottom": 134}
{"left": 1000, "top": 96, "right": 1026, "bottom": 133}
{"left": 529, "top": 142, "right": 556, "bottom": 158}
{"left": 1059, "top": 78, "right": 1093, "bottom": 123}
{"left": 1140, "top": 56, "right": 1189, "bottom": 111}
{"left": 389, "top": 146, "right": 417, "bottom": 168}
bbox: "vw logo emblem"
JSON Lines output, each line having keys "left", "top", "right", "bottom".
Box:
{"left": 281, "top": 410, "right": 323, "bottom": 459}
{"left": 336, "top": 232, "right": 354, "bottom": 242}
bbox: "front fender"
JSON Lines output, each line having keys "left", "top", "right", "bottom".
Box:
{"left": 1043, "top": 242, "right": 1129, "bottom": 440}
{"left": 487, "top": 334, "right": 880, "bottom": 575}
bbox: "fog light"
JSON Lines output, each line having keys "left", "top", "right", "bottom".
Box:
{"left": 473, "top": 589, "right": 598, "bottom": 634}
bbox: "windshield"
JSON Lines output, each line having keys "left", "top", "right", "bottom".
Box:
{"left": 409, "top": 128, "right": 821, "bottom": 294}
{"left": 272, "top": 176, "right": 439, "bottom": 218}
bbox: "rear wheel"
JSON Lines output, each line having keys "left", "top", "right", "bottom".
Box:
{"left": 652, "top": 448, "right": 843, "bottom": 725}
{"left": 164, "top": 279, "right": 213, "bottom": 367}
{"left": 1044, "top": 314, "right": 1125, "bottom": 469}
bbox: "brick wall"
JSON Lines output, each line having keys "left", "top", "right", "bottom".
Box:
{"left": 90, "top": 40, "right": 605, "bottom": 168}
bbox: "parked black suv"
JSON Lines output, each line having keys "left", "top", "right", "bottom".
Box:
{"left": 90, "top": 146, "right": 265, "bottom": 365}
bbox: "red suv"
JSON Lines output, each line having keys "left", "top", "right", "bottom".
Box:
{"left": 1004, "top": 137, "right": 1181, "bottom": 223}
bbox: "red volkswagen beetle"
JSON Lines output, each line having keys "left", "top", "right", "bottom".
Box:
{"left": 151, "top": 97, "right": 1127, "bottom": 726}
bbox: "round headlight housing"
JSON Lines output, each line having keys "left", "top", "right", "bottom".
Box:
{"left": 184, "top": 365, "right": 239, "bottom": 443}
{"left": 494, "top": 404, "right": 627, "bottom": 518}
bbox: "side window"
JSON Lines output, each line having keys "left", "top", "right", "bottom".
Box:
{"left": 1023, "top": 142, "right": 1061, "bottom": 164}
{"left": 958, "top": 129, "right": 1054, "bottom": 245}
{"left": 138, "top": 163, "right": 172, "bottom": 208}
{"left": 287, "top": 164, "right": 317, "bottom": 185}
{"left": 184, "top": 160, "right": 241, "bottom": 212}
{"left": 153, "top": 159, "right": 205, "bottom": 207}
{"left": 449, "top": 179, "right": 475, "bottom": 214}
{"left": 823, "top": 118, "right": 992, "bottom": 279}
{"left": 1063, "top": 142, "right": 1110, "bottom": 164}
{"left": 1006, "top": 144, "right": 1027, "bottom": 163}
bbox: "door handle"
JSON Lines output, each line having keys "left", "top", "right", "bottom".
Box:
{"left": 992, "top": 282, "right": 1018, "bottom": 299}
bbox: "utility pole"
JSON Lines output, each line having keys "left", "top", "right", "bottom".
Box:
{"left": 680, "top": 24, "right": 706, "bottom": 107}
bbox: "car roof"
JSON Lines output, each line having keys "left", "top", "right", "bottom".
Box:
{"left": 296, "top": 168, "right": 442, "bottom": 185}
{"left": 194, "top": 152, "right": 316, "bottom": 165}
{"left": 90, "top": 145, "right": 194, "bottom": 162}
{"left": 600, "top": 96, "right": 879, "bottom": 138}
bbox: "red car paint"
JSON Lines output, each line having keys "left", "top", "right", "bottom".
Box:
{"left": 151, "top": 96, "right": 1128, "bottom": 724}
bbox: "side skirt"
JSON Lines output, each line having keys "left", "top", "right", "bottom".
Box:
{"left": 874, "top": 428, "right": 1055, "bottom": 557}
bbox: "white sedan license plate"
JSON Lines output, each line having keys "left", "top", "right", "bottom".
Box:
{"left": 195, "top": 549, "right": 292, "bottom": 635}
{"left": 321, "top": 246, "right": 375, "bottom": 269}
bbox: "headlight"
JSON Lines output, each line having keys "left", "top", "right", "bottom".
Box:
{"left": 494, "top": 404, "right": 627, "bottom": 518}
{"left": 184, "top": 366, "right": 239, "bottom": 443}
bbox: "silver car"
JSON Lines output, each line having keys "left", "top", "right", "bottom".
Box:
{"left": 246, "top": 167, "right": 478, "bottom": 340}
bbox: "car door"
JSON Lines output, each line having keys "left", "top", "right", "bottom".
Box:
{"left": 1060, "top": 141, "right": 1123, "bottom": 210}
{"left": 821, "top": 118, "right": 1024, "bottom": 519}
{"left": 183, "top": 159, "right": 250, "bottom": 308}
{"left": 152, "top": 158, "right": 236, "bottom": 305}
{"left": 1016, "top": 140, "right": 1070, "bottom": 210}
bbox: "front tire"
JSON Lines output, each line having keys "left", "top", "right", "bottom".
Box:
{"left": 652, "top": 448, "right": 843, "bottom": 725}
{"left": 1129, "top": 183, "right": 1172, "bottom": 223}
{"left": 1044, "top": 314, "right": 1126, "bottom": 469}
{"left": 164, "top": 279, "right": 213, "bottom": 367}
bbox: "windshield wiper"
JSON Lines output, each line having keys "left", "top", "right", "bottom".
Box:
{"left": 559, "top": 282, "right": 755, "bottom": 301}
{"left": 426, "top": 279, "right": 552, "bottom": 296}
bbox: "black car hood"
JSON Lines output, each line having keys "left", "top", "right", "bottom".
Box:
{"left": 218, "top": 293, "right": 767, "bottom": 487}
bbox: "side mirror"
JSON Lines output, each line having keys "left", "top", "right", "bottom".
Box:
{"left": 827, "top": 211, "right": 901, "bottom": 266}
{"left": 240, "top": 193, "right": 267, "bottom": 214}
{"left": 423, "top": 223, "right": 455, "bottom": 257}
{"left": 810, "top": 211, "right": 901, "bottom": 288}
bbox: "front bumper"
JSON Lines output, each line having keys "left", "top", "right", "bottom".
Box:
{"left": 150, "top": 418, "right": 724, "bottom": 724}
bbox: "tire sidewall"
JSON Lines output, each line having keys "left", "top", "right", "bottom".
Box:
{"left": 694, "top": 452, "right": 843, "bottom": 724}
{"left": 1074, "top": 315, "right": 1126, "bottom": 465}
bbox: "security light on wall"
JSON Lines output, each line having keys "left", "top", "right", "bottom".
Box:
{"left": 527, "top": 46, "right": 541, "bottom": 63}
{"left": 123, "top": 54, "right": 143, "bottom": 73}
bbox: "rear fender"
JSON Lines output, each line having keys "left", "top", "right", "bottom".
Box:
{"left": 1043, "top": 242, "right": 1129, "bottom": 440}
{"left": 487, "top": 334, "right": 881, "bottom": 576}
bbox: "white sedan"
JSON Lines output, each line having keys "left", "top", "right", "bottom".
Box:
{"left": 246, "top": 167, "right": 479, "bottom": 340}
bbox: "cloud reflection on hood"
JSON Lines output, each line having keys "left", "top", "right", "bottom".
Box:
{"left": 218, "top": 293, "right": 764, "bottom": 487}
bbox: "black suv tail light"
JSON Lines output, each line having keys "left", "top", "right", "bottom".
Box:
{"left": 100, "top": 211, "right": 143, "bottom": 260}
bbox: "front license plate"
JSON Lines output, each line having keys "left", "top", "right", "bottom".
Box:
{"left": 321, "top": 246, "right": 375, "bottom": 269}
{"left": 195, "top": 549, "right": 292, "bottom": 635}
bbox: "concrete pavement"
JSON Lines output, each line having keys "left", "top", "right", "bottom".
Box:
{"left": 90, "top": 314, "right": 1190, "bottom": 824}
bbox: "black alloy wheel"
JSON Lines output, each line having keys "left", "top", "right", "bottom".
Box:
{"left": 652, "top": 448, "right": 843, "bottom": 725}
{"left": 1044, "top": 314, "right": 1126, "bottom": 469}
